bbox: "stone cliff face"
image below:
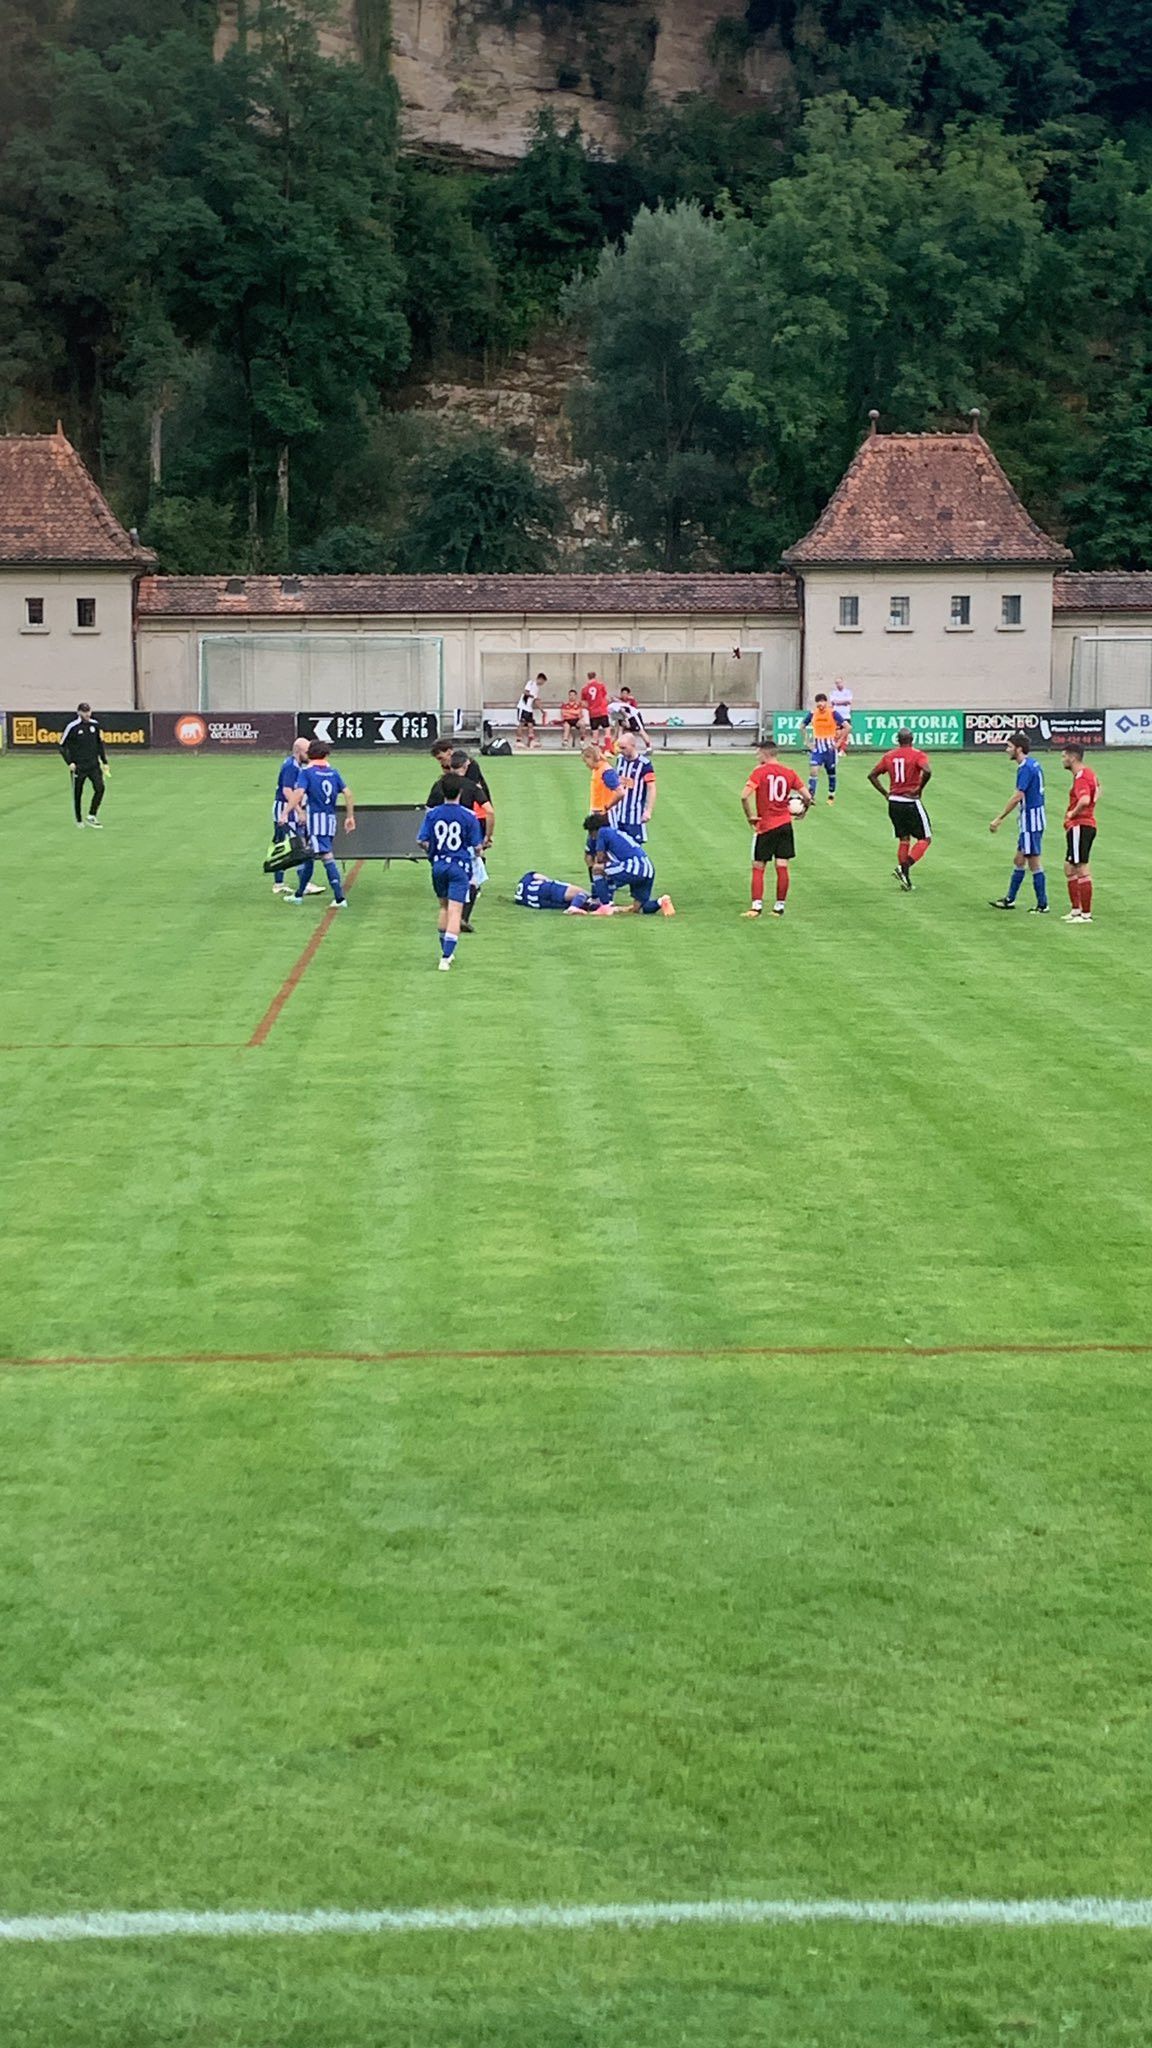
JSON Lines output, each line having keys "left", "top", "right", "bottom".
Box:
{"left": 392, "top": 0, "right": 784, "bottom": 163}
{"left": 217, "top": 2, "right": 788, "bottom": 162}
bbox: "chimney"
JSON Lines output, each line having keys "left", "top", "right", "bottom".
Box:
{"left": 969, "top": 407, "right": 981, "bottom": 434}
{"left": 868, "top": 409, "right": 880, "bottom": 437}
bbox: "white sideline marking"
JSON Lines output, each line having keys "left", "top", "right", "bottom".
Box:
{"left": 1, "top": 1897, "right": 1151, "bottom": 1944}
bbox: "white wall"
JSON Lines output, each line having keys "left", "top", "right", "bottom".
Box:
{"left": 0, "top": 568, "right": 137, "bottom": 709}
{"left": 137, "top": 610, "right": 801, "bottom": 715}
{"left": 801, "top": 566, "right": 1055, "bottom": 707}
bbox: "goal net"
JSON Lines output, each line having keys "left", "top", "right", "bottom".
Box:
{"left": 199, "top": 634, "right": 442, "bottom": 715}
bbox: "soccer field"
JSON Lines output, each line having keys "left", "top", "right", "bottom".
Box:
{"left": 2, "top": 747, "right": 1151, "bottom": 2046}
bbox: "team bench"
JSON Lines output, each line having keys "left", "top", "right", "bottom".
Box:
{"left": 481, "top": 707, "right": 759, "bottom": 751}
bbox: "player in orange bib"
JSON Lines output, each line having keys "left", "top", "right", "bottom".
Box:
{"left": 1062, "top": 743, "right": 1100, "bottom": 923}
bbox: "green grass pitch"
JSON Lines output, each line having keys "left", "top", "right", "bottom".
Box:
{"left": 2, "top": 746, "right": 1151, "bottom": 2046}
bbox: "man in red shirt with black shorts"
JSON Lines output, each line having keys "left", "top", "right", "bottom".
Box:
{"left": 868, "top": 728, "right": 933, "bottom": 890}
{"left": 581, "top": 670, "right": 610, "bottom": 732}
{"left": 1062, "top": 743, "right": 1099, "bottom": 923}
{"left": 741, "top": 738, "right": 812, "bottom": 917}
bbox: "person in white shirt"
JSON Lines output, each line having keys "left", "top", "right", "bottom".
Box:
{"left": 517, "top": 671, "right": 545, "bottom": 749}
{"left": 830, "top": 679, "right": 853, "bottom": 748}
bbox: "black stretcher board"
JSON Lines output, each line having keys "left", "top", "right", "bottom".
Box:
{"left": 331, "top": 804, "right": 427, "bottom": 862}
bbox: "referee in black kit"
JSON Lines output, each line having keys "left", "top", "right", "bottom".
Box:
{"left": 60, "top": 703, "right": 110, "bottom": 827}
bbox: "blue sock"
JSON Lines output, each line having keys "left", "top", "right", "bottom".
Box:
{"left": 442, "top": 933, "right": 458, "bottom": 961}
{"left": 573, "top": 890, "right": 591, "bottom": 910}
{"left": 592, "top": 878, "right": 611, "bottom": 904}
{"left": 827, "top": 770, "right": 837, "bottom": 794}
{"left": 807, "top": 773, "right": 817, "bottom": 797}
{"left": 294, "top": 859, "right": 314, "bottom": 897}
{"left": 323, "top": 858, "right": 344, "bottom": 903}
{"left": 1007, "top": 866, "right": 1025, "bottom": 902}
{"left": 1033, "top": 868, "right": 1048, "bottom": 909}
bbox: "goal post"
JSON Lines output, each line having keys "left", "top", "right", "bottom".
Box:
{"left": 198, "top": 633, "right": 443, "bottom": 720}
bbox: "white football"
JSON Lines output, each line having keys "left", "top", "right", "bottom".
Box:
{"left": 788, "top": 793, "right": 807, "bottom": 818}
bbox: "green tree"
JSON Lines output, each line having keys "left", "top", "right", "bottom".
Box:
{"left": 1065, "top": 356, "right": 1152, "bottom": 568}
{"left": 296, "top": 522, "right": 391, "bottom": 572}
{"left": 192, "top": 3, "right": 409, "bottom": 556}
{"left": 566, "top": 204, "right": 744, "bottom": 568}
{"left": 694, "top": 98, "right": 1050, "bottom": 557}
{"left": 395, "top": 434, "right": 562, "bottom": 573}
{"left": 141, "top": 491, "right": 242, "bottom": 573}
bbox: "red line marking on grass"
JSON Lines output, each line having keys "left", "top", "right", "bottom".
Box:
{"left": 0, "top": 1043, "right": 242, "bottom": 1052}
{"left": 247, "top": 862, "right": 364, "bottom": 1048}
{"left": 0, "top": 1342, "right": 1149, "bottom": 1373}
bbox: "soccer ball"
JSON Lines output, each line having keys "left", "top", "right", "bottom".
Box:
{"left": 788, "top": 793, "right": 807, "bottom": 818}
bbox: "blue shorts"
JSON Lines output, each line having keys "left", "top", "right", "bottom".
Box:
{"left": 432, "top": 863, "right": 471, "bottom": 904}
{"left": 809, "top": 742, "right": 837, "bottom": 769}
{"left": 612, "top": 819, "right": 646, "bottom": 843}
{"left": 1017, "top": 828, "right": 1044, "bottom": 858}
{"left": 311, "top": 835, "right": 336, "bottom": 857}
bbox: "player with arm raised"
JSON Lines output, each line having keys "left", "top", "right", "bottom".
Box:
{"left": 285, "top": 741, "right": 355, "bottom": 907}
{"left": 418, "top": 773, "right": 483, "bottom": 970}
{"left": 740, "top": 739, "right": 811, "bottom": 918}
{"left": 989, "top": 733, "right": 1048, "bottom": 913}
{"left": 1062, "top": 744, "right": 1100, "bottom": 923}
{"left": 868, "top": 728, "right": 933, "bottom": 890}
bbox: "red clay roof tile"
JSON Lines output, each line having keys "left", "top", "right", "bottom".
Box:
{"left": 0, "top": 431, "right": 153, "bottom": 565}
{"left": 137, "top": 572, "right": 801, "bottom": 617}
{"left": 784, "top": 430, "right": 1070, "bottom": 567}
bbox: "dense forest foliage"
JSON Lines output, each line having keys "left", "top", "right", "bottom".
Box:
{"left": 2, "top": 0, "right": 1151, "bottom": 571}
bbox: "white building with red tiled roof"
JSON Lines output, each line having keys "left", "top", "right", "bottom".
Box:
{"left": 0, "top": 428, "right": 154, "bottom": 709}
{"left": 4, "top": 421, "right": 1152, "bottom": 719}
{"left": 782, "top": 411, "right": 1075, "bottom": 707}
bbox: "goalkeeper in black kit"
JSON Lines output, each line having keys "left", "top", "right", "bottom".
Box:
{"left": 60, "top": 703, "right": 109, "bottom": 827}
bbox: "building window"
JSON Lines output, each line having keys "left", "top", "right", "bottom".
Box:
{"left": 838, "top": 595, "right": 860, "bottom": 629}
{"left": 76, "top": 598, "right": 97, "bottom": 629}
{"left": 888, "top": 595, "right": 911, "bottom": 630}
{"left": 1001, "top": 594, "right": 1022, "bottom": 627}
{"left": 949, "top": 594, "right": 971, "bottom": 627}
{"left": 25, "top": 597, "right": 45, "bottom": 626}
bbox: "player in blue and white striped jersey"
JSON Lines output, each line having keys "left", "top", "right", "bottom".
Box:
{"left": 583, "top": 814, "right": 675, "bottom": 917}
{"left": 285, "top": 742, "right": 356, "bottom": 908}
{"left": 270, "top": 737, "right": 321, "bottom": 895}
{"left": 988, "top": 733, "right": 1049, "bottom": 913}
{"left": 610, "top": 731, "right": 657, "bottom": 843}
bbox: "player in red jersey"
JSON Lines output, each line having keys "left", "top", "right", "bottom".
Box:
{"left": 740, "top": 739, "right": 812, "bottom": 917}
{"left": 868, "top": 728, "right": 933, "bottom": 890}
{"left": 1062, "top": 743, "right": 1100, "bottom": 923}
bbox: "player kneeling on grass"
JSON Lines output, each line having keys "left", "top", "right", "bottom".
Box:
{"left": 741, "top": 740, "right": 812, "bottom": 918}
{"left": 583, "top": 812, "right": 674, "bottom": 917}
{"left": 1062, "top": 743, "right": 1100, "bottom": 923}
{"left": 286, "top": 741, "right": 355, "bottom": 907}
{"left": 515, "top": 873, "right": 594, "bottom": 914}
{"left": 418, "top": 773, "right": 483, "bottom": 970}
{"left": 867, "top": 728, "right": 933, "bottom": 890}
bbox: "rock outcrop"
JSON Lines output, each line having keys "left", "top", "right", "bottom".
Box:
{"left": 217, "top": 2, "right": 788, "bottom": 163}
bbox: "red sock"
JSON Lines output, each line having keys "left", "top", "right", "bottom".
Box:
{"left": 775, "top": 862, "right": 790, "bottom": 903}
{"left": 897, "top": 839, "right": 910, "bottom": 866}
{"left": 1067, "top": 876, "right": 1080, "bottom": 907}
{"left": 909, "top": 838, "right": 930, "bottom": 865}
{"left": 1080, "top": 877, "right": 1092, "bottom": 913}
{"left": 751, "top": 863, "right": 766, "bottom": 905}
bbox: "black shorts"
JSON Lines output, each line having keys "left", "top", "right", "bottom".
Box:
{"left": 1065, "top": 824, "right": 1096, "bottom": 864}
{"left": 889, "top": 796, "right": 932, "bottom": 842}
{"left": 518, "top": 710, "right": 536, "bottom": 727}
{"left": 588, "top": 713, "right": 609, "bottom": 731}
{"left": 754, "top": 824, "right": 796, "bottom": 863}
